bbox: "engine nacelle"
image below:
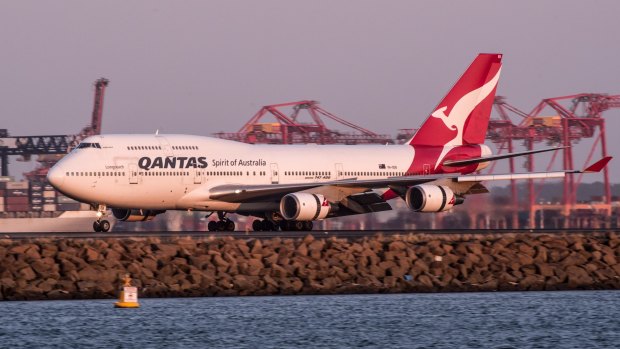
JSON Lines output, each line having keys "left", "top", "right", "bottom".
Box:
{"left": 112, "top": 208, "right": 165, "bottom": 222}
{"left": 280, "top": 193, "right": 331, "bottom": 221}
{"left": 405, "top": 185, "right": 461, "bottom": 212}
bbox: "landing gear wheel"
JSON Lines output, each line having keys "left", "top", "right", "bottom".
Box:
{"left": 99, "top": 220, "right": 111, "bottom": 232}
{"left": 252, "top": 220, "right": 263, "bottom": 232}
{"left": 216, "top": 220, "right": 226, "bottom": 231}
{"left": 262, "top": 220, "right": 275, "bottom": 231}
{"left": 303, "top": 221, "right": 313, "bottom": 231}
{"left": 279, "top": 220, "right": 289, "bottom": 231}
{"left": 93, "top": 221, "right": 102, "bottom": 232}
{"left": 225, "top": 220, "right": 235, "bottom": 231}
{"left": 293, "top": 221, "right": 304, "bottom": 231}
{"left": 208, "top": 221, "right": 217, "bottom": 232}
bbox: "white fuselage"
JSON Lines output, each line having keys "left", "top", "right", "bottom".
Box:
{"left": 49, "top": 134, "right": 426, "bottom": 212}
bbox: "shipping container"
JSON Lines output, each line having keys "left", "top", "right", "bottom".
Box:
{"left": 43, "top": 191, "right": 56, "bottom": 198}
{"left": 7, "top": 189, "right": 29, "bottom": 197}
{"left": 30, "top": 191, "right": 43, "bottom": 198}
{"left": 6, "top": 204, "right": 30, "bottom": 212}
{"left": 31, "top": 205, "right": 43, "bottom": 211}
{"left": 30, "top": 183, "right": 43, "bottom": 192}
{"left": 0, "top": 197, "right": 3, "bottom": 205}
{"left": 44, "top": 185, "right": 54, "bottom": 191}
{"left": 0, "top": 177, "right": 13, "bottom": 189}
{"left": 6, "top": 197, "right": 29, "bottom": 205}
{"left": 0, "top": 204, "right": 4, "bottom": 212}
{"left": 43, "top": 197, "right": 56, "bottom": 204}
{"left": 6, "top": 181, "right": 29, "bottom": 190}
{"left": 57, "top": 196, "right": 78, "bottom": 204}
{"left": 43, "top": 204, "right": 57, "bottom": 212}
{"left": 0, "top": 189, "right": 4, "bottom": 196}
{"left": 30, "top": 197, "right": 43, "bottom": 205}
{"left": 57, "top": 203, "right": 81, "bottom": 211}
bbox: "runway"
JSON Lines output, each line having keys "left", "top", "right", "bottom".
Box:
{"left": 2, "top": 228, "right": 618, "bottom": 240}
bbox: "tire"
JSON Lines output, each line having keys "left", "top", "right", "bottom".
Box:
{"left": 216, "top": 220, "right": 226, "bottom": 231}
{"left": 279, "top": 221, "right": 289, "bottom": 231}
{"left": 226, "top": 220, "right": 235, "bottom": 231}
{"left": 263, "top": 220, "right": 275, "bottom": 231}
{"left": 93, "top": 221, "right": 102, "bottom": 232}
{"left": 293, "top": 221, "right": 304, "bottom": 231}
{"left": 303, "top": 221, "right": 313, "bottom": 231}
{"left": 100, "top": 220, "right": 111, "bottom": 232}
{"left": 208, "top": 221, "right": 217, "bottom": 231}
{"left": 252, "top": 220, "right": 262, "bottom": 232}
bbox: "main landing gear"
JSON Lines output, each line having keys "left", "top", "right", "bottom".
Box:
{"left": 207, "top": 212, "right": 236, "bottom": 232}
{"left": 252, "top": 219, "right": 313, "bottom": 232}
{"left": 93, "top": 204, "right": 111, "bottom": 232}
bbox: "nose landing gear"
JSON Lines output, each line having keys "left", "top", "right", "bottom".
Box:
{"left": 93, "top": 219, "right": 111, "bottom": 232}
{"left": 93, "top": 204, "right": 111, "bottom": 232}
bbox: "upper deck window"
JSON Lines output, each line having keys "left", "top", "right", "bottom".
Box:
{"left": 77, "top": 142, "right": 101, "bottom": 149}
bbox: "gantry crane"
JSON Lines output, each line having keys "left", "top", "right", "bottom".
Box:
{"left": 487, "top": 93, "right": 619, "bottom": 228}
{"left": 0, "top": 78, "right": 109, "bottom": 179}
{"left": 214, "top": 100, "right": 393, "bottom": 145}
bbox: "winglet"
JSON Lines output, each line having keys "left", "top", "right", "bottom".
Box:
{"left": 583, "top": 156, "right": 612, "bottom": 173}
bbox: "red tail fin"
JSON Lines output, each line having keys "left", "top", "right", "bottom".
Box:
{"left": 409, "top": 54, "right": 502, "bottom": 146}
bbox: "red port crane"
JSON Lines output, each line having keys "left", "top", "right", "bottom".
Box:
{"left": 488, "top": 93, "right": 619, "bottom": 228}
{"left": 214, "top": 100, "right": 393, "bottom": 145}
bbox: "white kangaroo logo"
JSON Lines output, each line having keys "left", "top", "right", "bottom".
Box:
{"left": 432, "top": 67, "right": 501, "bottom": 169}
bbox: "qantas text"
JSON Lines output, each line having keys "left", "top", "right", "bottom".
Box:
{"left": 138, "top": 156, "right": 208, "bottom": 171}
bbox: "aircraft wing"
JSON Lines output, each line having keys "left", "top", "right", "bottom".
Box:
{"left": 207, "top": 175, "right": 444, "bottom": 202}
{"left": 206, "top": 156, "right": 612, "bottom": 203}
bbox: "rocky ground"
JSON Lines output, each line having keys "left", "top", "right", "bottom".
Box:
{"left": 0, "top": 232, "right": 619, "bottom": 300}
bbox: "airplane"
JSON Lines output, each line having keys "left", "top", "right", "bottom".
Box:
{"left": 47, "top": 53, "right": 612, "bottom": 232}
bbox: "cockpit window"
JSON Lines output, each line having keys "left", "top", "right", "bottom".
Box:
{"left": 77, "top": 142, "right": 101, "bottom": 149}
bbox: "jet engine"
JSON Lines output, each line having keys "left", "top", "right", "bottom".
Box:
{"left": 112, "top": 208, "right": 165, "bottom": 222}
{"left": 405, "top": 185, "right": 462, "bottom": 212}
{"left": 279, "top": 193, "right": 331, "bottom": 221}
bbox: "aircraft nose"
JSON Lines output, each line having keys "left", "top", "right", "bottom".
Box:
{"left": 47, "top": 164, "right": 65, "bottom": 189}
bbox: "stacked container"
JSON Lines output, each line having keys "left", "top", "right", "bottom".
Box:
{"left": 4, "top": 181, "right": 30, "bottom": 212}
{"left": 42, "top": 183, "right": 57, "bottom": 211}
{"left": 0, "top": 177, "right": 8, "bottom": 212}
{"left": 0, "top": 177, "right": 90, "bottom": 215}
{"left": 29, "top": 182, "right": 44, "bottom": 211}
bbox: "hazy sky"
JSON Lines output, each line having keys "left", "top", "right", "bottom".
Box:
{"left": 1, "top": 1, "right": 618, "bottom": 181}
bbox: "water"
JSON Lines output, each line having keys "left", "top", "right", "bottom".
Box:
{"left": 0, "top": 291, "right": 618, "bottom": 348}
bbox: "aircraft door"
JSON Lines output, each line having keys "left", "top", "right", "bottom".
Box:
{"left": 194, "top": 168, "right": 202, "bottom": 184}
{"left": 270, "top": 163, "right": 279, "bottom": 184}
{"left": 335, "top": 163, "right": 343, "bottom": 180}
{"left": 129, "top": 164, "right": 139, "bottom": 184}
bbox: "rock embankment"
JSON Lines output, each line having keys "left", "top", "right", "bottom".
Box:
{"left": 1, "top": 232, "right": 619, "bottom": 300}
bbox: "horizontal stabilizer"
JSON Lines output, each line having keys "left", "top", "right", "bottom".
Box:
{"left": 443, "top": 146, "right": 567, "bottom": 167}
{"left": 457, "top": 156, "right": 612, "bottom": 183}
{"left": 457, "top": 172, "right": 566, "bottom": 182}
{"left": 582, "top": 156, "right": 612, "bottom": 173}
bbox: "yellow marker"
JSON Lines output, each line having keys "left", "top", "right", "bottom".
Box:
{"left": 114, "top": 274, "right": 140, "bottom": 308}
